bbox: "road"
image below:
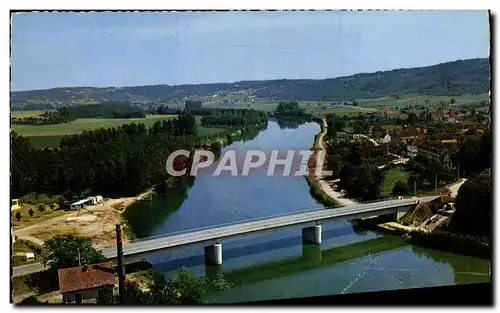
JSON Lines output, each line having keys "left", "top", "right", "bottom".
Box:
{"left": 354, "top": 134, "right": 379, "bottom": 146}
{"left": 447, "top": 178, "right": 468, "bottom": 198}
{"left": 12, "top": 195, "right": 437, "bottom": 277}
{"left": 316, "top": 119, "right": 357, "bottom": 205}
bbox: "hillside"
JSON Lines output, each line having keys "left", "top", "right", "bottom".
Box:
{"left": 11, "top": 58, "right": 490, "bottom": 110}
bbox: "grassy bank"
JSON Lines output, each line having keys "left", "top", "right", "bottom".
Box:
{"left": 403, "top": 230, "right": 491, "bottom": 259}
{"left": 305, "top": 176, "right": 338, "bottom": 207}
{"left": 303, "top": 119, "right": 339, "bottom": 207}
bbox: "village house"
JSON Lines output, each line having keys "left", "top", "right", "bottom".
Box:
{"left": 414, "top": 131, "right": 459, "bottom": 169}
{"left": 378, "top": 132, "right": 391, "bottom": 144}
{"left": 391, "top": 126, "right": 421, "bottom": 147}
{"left": 371, "top": 125, "right": 385, "bottom": 141}
{"left": 58, "top": 262, "right": 116, "bottom": 304}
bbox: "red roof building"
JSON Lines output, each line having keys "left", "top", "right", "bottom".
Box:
{"left": 58, "top": 262, "right": 116, "bottom": 304}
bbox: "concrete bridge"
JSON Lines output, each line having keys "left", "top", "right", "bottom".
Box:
{"left": 12, "top": 196, "right": 435, "bottom": 276}
{"left": 101, "top": 196, "right": 436, "bottom": 265}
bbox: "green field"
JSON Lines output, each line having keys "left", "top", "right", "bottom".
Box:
{"left": 11, "top": 114, "right": 177, "bottom": 137}
{"left": 10, "top": 110, "right": 54, "bottom": 118}
{"left": 12, "top": 114, "right": 227, "bottom": 149}
{"left": 381, "top": 166, "right": 411, "bottom": 197}
{"left": 357, "top": 93, "right": 489, "bottom": 111}
{"left": 205, "top": 99, "right": 374, "bottom": 116}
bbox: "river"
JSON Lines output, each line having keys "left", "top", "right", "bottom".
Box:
{"left": 124, "top": 119, "right": 490, "bottom": 303}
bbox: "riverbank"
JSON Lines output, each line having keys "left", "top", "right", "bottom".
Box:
{"left": 356, "top": 216, "right": 491, "bottom": 260}
{"left": 305, "top": 118, "right": 356, "bottom": 207}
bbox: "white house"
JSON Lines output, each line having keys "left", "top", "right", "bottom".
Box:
{"left": 378, "top": 133, "right": 391, "bottom": 144}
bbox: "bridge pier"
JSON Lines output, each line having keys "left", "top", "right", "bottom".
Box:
{"left": 204, "top": 243, "right": 223, "bottom": 265}
{"left": 396, "top": 206, "right": 412, "bottom": 221}
{"left": 302, "top": 225, "right": 322, "bottom": 244}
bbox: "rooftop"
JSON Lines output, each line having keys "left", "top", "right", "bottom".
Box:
{"left": 58, "top": 262, "right": 116, "bottom": 293}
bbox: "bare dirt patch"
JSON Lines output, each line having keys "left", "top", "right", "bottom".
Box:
{"left": 12, "top": 197, "right": 137, "bottom": 246}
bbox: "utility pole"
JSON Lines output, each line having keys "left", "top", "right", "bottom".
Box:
{"left": 457, "top": 164, "right": 460, "bottom": 179}
{"left": 77, "top": 249, "right": 81, "bottom": 267}
{"left": 116, "top": 224, "right": 126, "bottom": 305}
{"left": 414, "top": 180, "right": 417, "bottom": 197}
{"left": 435, "top": 173, "right": 438, "bottom": 191}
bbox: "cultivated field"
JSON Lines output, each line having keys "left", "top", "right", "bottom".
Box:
{"left": 12, "top": 114, "right": 227, "bottom": 148}
{"left": 10, "top": 110, "right": 54, "bottom": 118}
{"left": 357, "top": 93, "right": 489, "bottom": 110}
{"left": 11, "top": 114, "right": 178, "bottom": 148}
{"left": 206, "top": 99, "right": 375, "bottom": 115}
{"left": 11, "top": 114, "right": 177, "bottom": 137}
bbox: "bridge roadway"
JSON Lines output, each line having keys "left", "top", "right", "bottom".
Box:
{"left": 12, "top": 196, "right": 436, "bottom": 276}
{"left": 99, "top": 196, "right": 436, "bottom": 261}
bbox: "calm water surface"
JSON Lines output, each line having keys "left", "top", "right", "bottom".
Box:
{"left": 125, "top": 119, "right": 490, "bottom": 303}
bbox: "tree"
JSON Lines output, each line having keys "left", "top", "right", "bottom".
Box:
{"left": 275, "top": 101, "right": 306, "bottom": 117}
{"left": 449, "top": 171, "right": 491, "bottom": 238}
{"left": 392, "top": 181, "right": 410, "bottom": 195}
{"left": 450, "top": 98, "right": 456, "bottom": 104}
{"left": 19, "top": 295, "right": 45, "bottom": 304}
{"left": 15, "top": 211, "right": 22, "bottom": 221}
{"left": 104, "top": 268, "right": 232, "bottom": 304}
{"left": 407, "top": 112, "right": 418, "bottom": 125}
{"left": 38, "top": 204, "right": 45, "bottom": 215}
{"left": 341, "top": 163, "right": 383, "bottom": 201}
{"left": 41, "top": 235, "right": 105, "bottom": 271}
{"left": 28, "top": 208, "right": 34, "bottom": 217}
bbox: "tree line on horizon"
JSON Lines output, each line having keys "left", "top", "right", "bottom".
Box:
{"left": 11, "top": 58, "right": 490, "bottom": 109}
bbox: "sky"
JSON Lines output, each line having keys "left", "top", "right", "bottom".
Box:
{"left": 10, "top": 10, "right": 490, "bottom": 91}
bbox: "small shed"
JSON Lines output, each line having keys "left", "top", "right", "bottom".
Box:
{"left": 25, "top": 252, "right": 35, "bottom": 261}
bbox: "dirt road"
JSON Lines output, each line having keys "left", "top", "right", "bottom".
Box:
{"left": 315, "top": 119, "right": 357, "bottom": 206}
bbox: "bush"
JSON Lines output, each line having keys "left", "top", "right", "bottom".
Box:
{"left": 18, "top": 295, "right": 46, "bottom": 305}
{"left": 392, "top": 180, "right": 410, "bottom": 195}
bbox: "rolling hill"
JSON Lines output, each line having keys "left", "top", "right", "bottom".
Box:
{"left": 11, "top": 58, "right": 490, "bottom": 110}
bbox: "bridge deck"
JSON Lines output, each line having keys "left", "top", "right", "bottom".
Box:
{"left": 101, "top": 196, "right": 436, "bottom": 258}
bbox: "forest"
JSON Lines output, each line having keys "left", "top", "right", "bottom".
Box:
{"left": 10, "top": 114, "right": 198, "bottom": 200}
{"left": 11, "top": 58, "right": 489, "bottom": 108}
{"left": 200, "top": 108, "right": 267, "bottom": 128}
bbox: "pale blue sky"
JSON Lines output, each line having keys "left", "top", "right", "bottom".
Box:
{"left": 11, "top": 10, "right": 490, "bottom": 91}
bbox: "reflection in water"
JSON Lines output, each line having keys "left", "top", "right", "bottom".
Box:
{"left": 123, "top": 181, "right": 194, "bottom": 238}
{"left": 275, "top": 117, "right": 308, "bottom": 129}
{"left": 410, "top": 245, "right": 491, "bottom": 285}
{"left": 221, "top": 236, "right": 407, "bottom": 287}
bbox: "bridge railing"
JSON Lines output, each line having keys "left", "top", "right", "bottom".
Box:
{"left": 130, "top": 206, "right": 335, "bottom": 243}
{"left": 128, "top": 197, "right": 415, "bottom": 244}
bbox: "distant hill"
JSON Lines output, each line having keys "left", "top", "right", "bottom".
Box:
{"left": 11, "top": 58, "right": 490, "bottom": 110}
